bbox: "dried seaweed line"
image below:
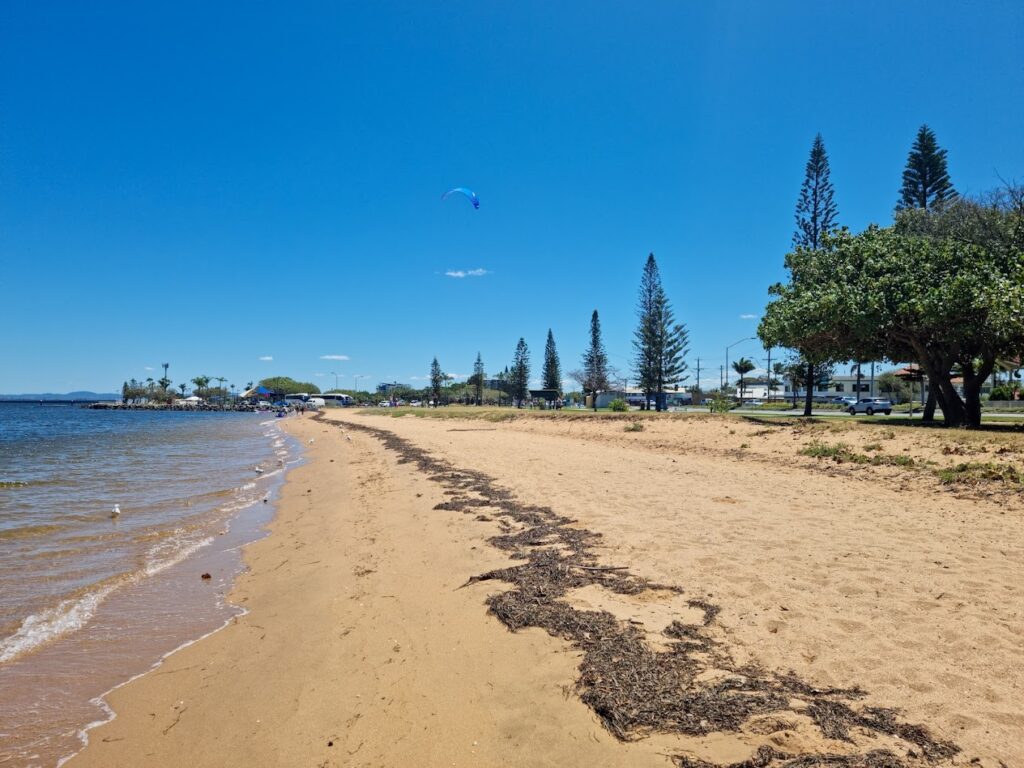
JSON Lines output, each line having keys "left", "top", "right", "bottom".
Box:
{"left": 319, "top": 416, "right": 959, "bottom": 768}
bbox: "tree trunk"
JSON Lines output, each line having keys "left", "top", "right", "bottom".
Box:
{"left": 961, "top": 356, "right": 994, "bottom": 429}
{"left": 803, "top": 362, "right": 814, "bottom": 417}
{"left": 936, "top": 376, "right": 967, "bottom": 427}
{"left": 923, "top": 387, "right": 937, "bottom": 422}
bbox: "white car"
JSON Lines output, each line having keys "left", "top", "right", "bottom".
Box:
{"left": 378, "top": 401, "right": 390, "bottom": 407}
{"left": 847, "top": 398, "right": 893, "bottom": 416}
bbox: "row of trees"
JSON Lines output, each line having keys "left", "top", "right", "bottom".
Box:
{"left": 760, "top": 125, "right": 1024, "bottom": 428}
{"left": 120, "top": 367, "right": 256, "bottom": 404}
{"left": 428, "top": 253, "right": 690, "bottom": 411}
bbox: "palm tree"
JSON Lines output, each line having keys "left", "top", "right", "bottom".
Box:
{"left": 178, "top": 383, "right": 187, "bottom": 397}
{"left": 191, "top": 375, "right": 210, "bottom": 399}
{"left": 732, "top": 358, "right": 756, "bottom": 400}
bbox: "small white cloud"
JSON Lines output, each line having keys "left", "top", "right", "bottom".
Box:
{"left": 445, "top": 268, "right": 489, "bottom": 278}
{"left": 314, "top": 373, "right": 326, "bottom": 377}
{"left": 739, "top": 313, "right": 758, "bottom": 320}
{"left": 320, "top": 354, "right": 349, "bottom": 361}
{"left": 144, "top": 366, "right": 155, "bottom": 371}
{"left": 258, "top": 356, "right": 273, "bottom": 361}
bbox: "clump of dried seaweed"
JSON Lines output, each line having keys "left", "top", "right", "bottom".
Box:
{"left": 325, "top": 417, "right": 959, "bottom": 767}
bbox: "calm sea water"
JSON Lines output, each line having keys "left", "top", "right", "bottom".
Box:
{"left": 0, "top": 404, "right": 298, "bottom": 767}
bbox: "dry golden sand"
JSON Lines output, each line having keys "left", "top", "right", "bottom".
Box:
{"left": 67, "top": 411, "right": 1024, "bottom": 767}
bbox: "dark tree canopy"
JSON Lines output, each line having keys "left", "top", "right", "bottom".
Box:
{"left": 794, "top": 133, "right": 838, "bottom": 250}
{"left": 760, "top": 217, "right": 1024, "bottom": 428}
{"left": 896, "top": 124, "right": 957, "bottom": 212}
{"left": 510, "top": 338, "right": 530, "bottom": 407}
{"left": 542, "top": 329, "right": 562, "bottom": 392}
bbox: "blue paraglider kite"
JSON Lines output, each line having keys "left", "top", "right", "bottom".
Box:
{"left": 442, "top": 187, "right": 480, "bottom": 209}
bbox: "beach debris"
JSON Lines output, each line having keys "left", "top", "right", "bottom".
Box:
{"left": 328, "top": 416, "right": 960, "bottom": 768}
{"left": 441, "top": 186, "right": 480, "bottom": 209}
{"left": 263, "top": 493, "right": 270, "bottom": 503}
{"left": 200, "top": 572, "right": 211, "bottom": 580}
{"left": 254, "top": 466, "right": 264, "bottom": 474}
{"left": 110, "top": 504, "right": 121, "bottom": 518}
{"left": 309, "top": 438, "right": 315, "bottom": 444}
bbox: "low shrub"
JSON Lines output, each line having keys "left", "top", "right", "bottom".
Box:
{"left": 936, "top": 462, "right": 1022, "bottom": 485}
{"left": 608, "top": 399, "right": 629, "bottom": 412}
{"left": 624, "top": 421, "right": 644, "bottom": 432}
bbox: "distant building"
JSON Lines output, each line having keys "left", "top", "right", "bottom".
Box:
{"left": 377, "top": 382, "right": 402, "bottom": 394}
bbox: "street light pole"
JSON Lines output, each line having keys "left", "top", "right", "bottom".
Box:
{"left": 331, "top": 371, "right": 339, "bottom": 391}
{"left": 725, "top": 337, "right": 757, "bottom": 390}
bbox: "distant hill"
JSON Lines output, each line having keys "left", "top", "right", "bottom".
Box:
{"left": 0, "top": 391, "right": 120, "bottom": 401}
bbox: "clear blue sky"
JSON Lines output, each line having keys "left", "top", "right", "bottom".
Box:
{"left": 2, "top": 1, "right": 1022, "bottom": 393}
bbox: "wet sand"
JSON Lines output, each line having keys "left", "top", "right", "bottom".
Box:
{"left": 66, "top": 411, "right": 1024, "bottom": 767}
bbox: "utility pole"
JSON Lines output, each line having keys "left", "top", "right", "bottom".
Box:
{"left": 331, "top": 371, "right": 339, "bottom": 391}
{"left": 765, "top": 348, "right": 772, "bottom": 402}
{"left": 720, "top": 365, "right": 724, "bottom": 390}
{"left": 695, "top": 358, "right": 701, "bottom": 398}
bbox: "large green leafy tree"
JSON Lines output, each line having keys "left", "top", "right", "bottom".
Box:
{"left": 896, "top": 125, "right": 957, "bottom": 212}
{"left": 542, "top": 330, "right": 562, "bottom": 392}
{"left": 761, "top": 224, "right": 1024, "bottom": 428}
{"left": 429, "top": 357, "right": 443, "bottom": 406}
{"left": 632, "top": 254, "right": 689, "bottom": 411}
{"left": 258, "top": 377, "right": 321, "bottom": 395}
{"left": 786, "top": 134, "right": 840, "bottom": 415}
{"left": 581, "top": 310, "right": 609, "bottom": 411}
{"left": 510, "top": 338, "right": 530, "bottom": 408}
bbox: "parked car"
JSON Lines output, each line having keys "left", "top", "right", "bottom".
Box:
{"left": 848, "top": 398, "right": 893, "bottom": 415}
{"left": 378, "top": 401, "right": 390, "bottom": 407}
{"left": 741, "top": 399, "right": 764, "bottom": 407}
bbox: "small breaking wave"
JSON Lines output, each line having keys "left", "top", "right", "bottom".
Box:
{"left": 0, "top": 580, "right": 121, "bottom": 663}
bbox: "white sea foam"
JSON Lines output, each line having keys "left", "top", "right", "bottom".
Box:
{"left": 0, "top": 582, "right": 119, "bottom": 664}
{"left": 144, "top": 534, "right": 215, "bottom": 577}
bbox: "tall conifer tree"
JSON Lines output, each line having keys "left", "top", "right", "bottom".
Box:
{"left": 632, "top": 253, "right": 688, "bottom": 411}
{"left": 542, "top": 329, "right": 562, "bottom": 391}
{"left": 510, "top": 338, "right": 530, "bottom": 408}
{"left": 429, "top": 357, "right": 443, "bottom": 406}
{"left": 794, "top": 133, "right": 838, "bottom": 250}
{"left": 472, "top": 352, "right": 485, "bottom": 405}
{"left": 582, "top": 310, "right": 609, "bottom": 410}
{"left": 896, "top": 125, "right": 957, "bottom": 211}
{"left": 792, "top": 134, "right": 840, "bottom": 416}
{"left": 895, "top": 125, "right": 956, "bottom": 422}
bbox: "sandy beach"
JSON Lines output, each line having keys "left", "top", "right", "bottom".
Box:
{"left": 66, "top": 410, "right": 1024, "bottom": 768}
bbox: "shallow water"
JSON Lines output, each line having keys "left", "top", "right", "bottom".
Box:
{"left": 0, "top": 404, "right": 297, "bottom": 767}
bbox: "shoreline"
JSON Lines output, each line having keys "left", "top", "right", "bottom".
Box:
{"left": 63, "top": 414, "right": 672, "bottom": 768}
{"left": 0, "top": 411, "right": 298, "bottom": 768}
{"left": 60, "top": 411, "right": 1023, "bottom": 767}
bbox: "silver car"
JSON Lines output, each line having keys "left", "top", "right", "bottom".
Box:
{"left": 848, "top": 397, "right": 893, "bottom": 416}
